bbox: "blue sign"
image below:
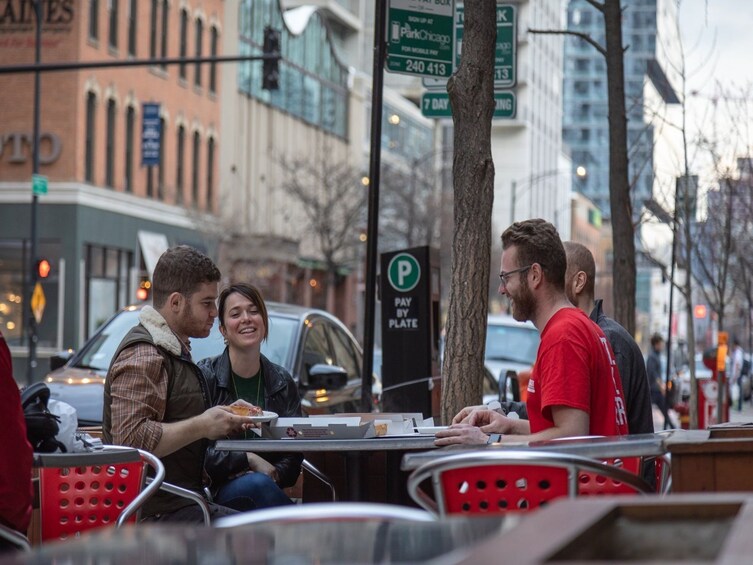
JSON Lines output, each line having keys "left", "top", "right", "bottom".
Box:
{"left": 142, "top": 103, "right": 161, "bottom": 166}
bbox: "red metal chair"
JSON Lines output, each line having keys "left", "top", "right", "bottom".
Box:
{"left": 407, "top": 450, "right": 653, "bottom": 517}
{"left": 34, "top": 446, "right": 165, "bottom": 542}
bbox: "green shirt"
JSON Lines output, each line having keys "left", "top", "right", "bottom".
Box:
{"left": 231, "top": 366, "right": 265, "bottom": 440}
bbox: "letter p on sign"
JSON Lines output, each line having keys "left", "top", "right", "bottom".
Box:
{"left": 387, "top": 253, "right": 421, "bottom": 292}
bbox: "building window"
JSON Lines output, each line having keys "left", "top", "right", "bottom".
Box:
{"left": 149, "top": 0, "right": 158, "bottom": 59}
{"left": 158, "top": 117, "right": 166, "bottom": 200}
{"left": 176, "top": 125, "right": 185, "bottom": 204}
{"left": 160, "top": 0, "right": 169, "bottom": 69}
{"left": 108, "top": 0, "right": 118, "bottom": 49}
{"left": 89, "top": 0, "right": 99, "bottom": 41}
{"left": 206, "top": 137, "right": 214, "bottom": 211}
{"left": 127, "top": 0, "right": 136, "bottom": 56}
{"left": 192, "top": 131, "right": 200, "bottom": 207}
{"left": 124, "top": 106, "right": 134, "bottom": 192}
{"left": 179, "top": 9, "right": 188, "bottom": 80}
{"left": 105, "top": 99, "right": 116, "bottom": 188}
{"left": 209, "top": 26, "right": 219, "bottom": 94}
{"left": 84, "top": 245, "right": 132, "bottom": 340}
{"left": 194, "top": 18, "right": 203, "bottom": 87}
{"left": 85, "top": 92, "right": 96, "bottom": 182}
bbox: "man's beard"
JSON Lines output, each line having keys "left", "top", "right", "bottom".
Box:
{"left": 510, "top": 279, "right": 536, "bottom": 322}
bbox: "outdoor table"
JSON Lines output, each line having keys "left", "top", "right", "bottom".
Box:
{"left": 14, "top": 512, "right": 513, "bottom": 564}
{"left": 400, "top": 432, "right": 670, "bottom": 472}
{"left": 216, "top": 436, "right": 438, "bottom": 503}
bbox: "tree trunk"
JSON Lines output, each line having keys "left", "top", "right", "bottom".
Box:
{"left": 441, "top": 0, "right": 496, "bottom": 424}
{"left": 603, "top": 0, "right": 636, "bottom": 334}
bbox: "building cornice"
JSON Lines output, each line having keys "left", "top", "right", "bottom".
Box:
{"left": 0, "top": 182, "right": 214, "bottom": 229}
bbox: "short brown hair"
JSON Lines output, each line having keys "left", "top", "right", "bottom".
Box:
{"left": 651, "top": 333, "right": 664, "bottom": 347}
{"left": 501, "top": 219, "right": 566, "bottom": 290}
{"left": 151, "top": 245, "right": 221, "bottom": 308}
{"left": 563, "top": 241, "right": 596, "bottom": 297}
{"left": 218, "top": 283, "right": 270, "bottom": 341}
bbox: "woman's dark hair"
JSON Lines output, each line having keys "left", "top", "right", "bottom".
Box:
{"left": 217, "top": 283, "right": 269, "bottom": 340}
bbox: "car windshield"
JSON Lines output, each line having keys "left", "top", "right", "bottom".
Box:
{"left": 75, "top": 308, "right": 299, "bottom": 372}
{"left": 485, "top": 323, "right": 539, "bottom": 365}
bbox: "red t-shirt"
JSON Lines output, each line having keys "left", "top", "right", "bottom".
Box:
{"left": 0, "top": 331, "right": 33, "bottom": 533}
{"left": 526, "top": 308, "right": 628, "bottom": 436}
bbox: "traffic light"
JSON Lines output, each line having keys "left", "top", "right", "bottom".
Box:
{"left": 262, "top": 26, "right": 280, "bottom": 91}
{"left": 37, "top": 258, "right": 51, "bottom": 279}
{"left": 137, "top": 277, "right": 151, "bottom": 302}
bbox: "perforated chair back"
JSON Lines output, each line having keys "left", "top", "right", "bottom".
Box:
{"left": 34, "top": 446, "right": 164, "bottom": 541}
{"left": 407, "top": 450, "right": 653, "bottom": 517}
{"left": 214, "top": 502, "right": 435, "bottom": 528}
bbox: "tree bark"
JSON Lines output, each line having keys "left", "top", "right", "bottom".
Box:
{"left": 441, "top": 0, "right": 496, "bottom": 424}
{"left": 603, "top": 0, "right": 636, "bottom": 334}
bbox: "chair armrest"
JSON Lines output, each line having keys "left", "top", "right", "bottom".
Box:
{"left": 155, "top": 481, "right": 212, "bottom": 525}
{"left": 0, "top": 523, "right": 31, "bottom": 552}
{"left": 115, "top": 449, "right": 166, "bottom": 528}
{"left": 406, "top": 465, "right": 440, "bottom": 515}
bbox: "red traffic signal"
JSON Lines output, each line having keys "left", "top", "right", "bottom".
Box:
{"left": 37, "top": 258, "right": 51, "bottom": 279}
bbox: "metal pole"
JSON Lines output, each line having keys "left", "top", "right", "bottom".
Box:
{"left": 26, "top": 0, "right": 42, "bottom": 383}
{"left": 360, "top": 0, "right": 387, "bottom": 412}
{"left": 510, "top": 180, "right": 516, "bottom": 225}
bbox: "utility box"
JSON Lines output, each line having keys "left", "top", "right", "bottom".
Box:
{"left": 380, "top": 246, "right": 441, "bottom": 418}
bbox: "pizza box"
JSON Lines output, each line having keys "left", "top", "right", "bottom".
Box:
{"left": 262, "top": 417, "right": 376, "bottom": 439}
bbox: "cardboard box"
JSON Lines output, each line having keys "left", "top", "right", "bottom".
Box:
{"left": 311, "top": 413, "right": 429, "bottom": 436}
{"left": 263, "top": 417, "right": 376, "bottom": 440}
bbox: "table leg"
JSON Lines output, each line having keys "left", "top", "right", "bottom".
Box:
{"left": 345, "top": 452, "right": 363, "bottom": 501}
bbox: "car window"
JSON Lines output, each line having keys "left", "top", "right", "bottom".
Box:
{"left": 302, "top": 320, "right": 333, "bottom": 381}
{"left": 330, "top": 324, "right": 361, "bottom": 379}
{"left": 78, "top": 309, "right": 140, "bottom": 370}
{"left": 261, "top": 316, "right": 298, "bottom": 368}
{"left": 485, "top": 324, "right": 540, "bottom": 365}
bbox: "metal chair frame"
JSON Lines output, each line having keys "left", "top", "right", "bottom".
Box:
{"left": 213, "top": 502, "right": 435, "bottom": 528}
{"left": 407, "top": 449, "right": 654, "bottom": 517}
{"left": 302, "top": 459, "right": 337, "bottom": 501}
{"left": 0, "top": 523, "right": 32, "bottom": 552}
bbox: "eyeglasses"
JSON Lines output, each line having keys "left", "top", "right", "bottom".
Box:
{"left": 499, "top": 264, "right": 532, "bottom": 287}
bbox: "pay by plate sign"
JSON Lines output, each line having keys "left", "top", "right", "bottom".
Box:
{"left": 387, "top": 0, "right": 454, "bottom": 78}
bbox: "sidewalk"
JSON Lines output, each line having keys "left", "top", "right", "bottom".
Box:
{"left": 729, "top": 398, "right": 753, "bottom": 423}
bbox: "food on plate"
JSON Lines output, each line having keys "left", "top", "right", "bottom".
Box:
{"left": 230, "top": 403, "right": 264, "bottom": 417}
{"left": 374, "top": 422, "right": 389, "bottom": 436}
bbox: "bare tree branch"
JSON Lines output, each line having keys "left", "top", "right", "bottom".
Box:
{"left": 528, "top": 28, "right": 607, "bottom": 57}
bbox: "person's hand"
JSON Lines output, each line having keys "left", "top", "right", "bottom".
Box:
{"left": 434, "top": 424, "right": 490, "bottom": 446}
{"left": 451, "top": 405, "right": 487, "bottom": 425}
{"left": 200, "top": 405, "right": 250, "bottom": 439}
{"left": 247, "top": 453, "right": 280, "bottom": 484}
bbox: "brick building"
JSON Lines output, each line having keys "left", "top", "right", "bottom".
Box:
{"left": 0, "top": 1, "right": 223, "bottom": 379}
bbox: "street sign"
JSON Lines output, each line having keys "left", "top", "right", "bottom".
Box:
{"left": 424, "top": 3, "right": 517, "bottom": 90}
{"left": 421, "top": 92, "right": 453, "bottom": 118}
{"left": 386, "top": 0, "right": 454, "bottom": 79}
{"left": 32, "top": 173, "right": 48, "bottom": 195}
{"left": 141, "top": 103, "right": 161, "bottom": 166}
{"left": 31, "top": 281, "right": 46, "bottom": 324}
{"left": 387, "top": 252, "right": 421, "bottom": 292}
{"left": 421, "top": 91, "right": 516, "bottom": 119}
{"left": 457, "top": 4, "right": 516, "bottom": 88}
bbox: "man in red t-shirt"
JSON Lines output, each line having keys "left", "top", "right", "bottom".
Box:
{"left": 0, "top": 330, "right": 33, "bottom": 539}
{"left": 437, "top": 219, "right": 628, "bottom": 445}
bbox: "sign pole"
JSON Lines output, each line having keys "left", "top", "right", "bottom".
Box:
{"left": 26, "top": 0, "right": 42, "bottom": 383}
{"left": 361, "top": 0, "right": 388, "bottom": 413}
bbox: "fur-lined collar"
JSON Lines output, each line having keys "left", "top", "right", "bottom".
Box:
{"left": 138, "top": 305, "right": 183, "bottom": 356}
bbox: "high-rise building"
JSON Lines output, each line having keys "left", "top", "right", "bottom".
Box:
{"left": 563, "top": 0, "right": 679, "bottom": 219}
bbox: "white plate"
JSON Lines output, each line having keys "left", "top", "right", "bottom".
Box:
{"left": 244, "top": 410, "right": 278, "bottom": 423}
{"left": 415, "top": 426, "right": 448, "bottom": 435}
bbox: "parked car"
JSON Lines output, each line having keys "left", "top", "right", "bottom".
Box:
{"left": 46, "top": 303, "right": 378, "bottom": 425}
{"left": 483, "top": 314, "right": 540, "bottom": 403}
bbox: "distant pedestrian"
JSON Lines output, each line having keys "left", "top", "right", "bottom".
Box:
{"left": 646, "top": 333, "right": 675, "bottom": 429}
{"left": 731, "top": 338, "right": 744, "bottom": 411}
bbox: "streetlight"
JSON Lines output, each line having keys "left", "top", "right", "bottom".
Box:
{"left": 510, "top": 168, "right": 576, "bottom": 225}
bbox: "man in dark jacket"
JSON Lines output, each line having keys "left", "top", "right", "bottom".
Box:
{"left": 563, "top": 242, "right": 654, "bottom": 435}
{"left": 103, "top": 246, "right": 250, "bottom": 523}
{"left": 647, "top": 333, "right": 675, "bottom": 429}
